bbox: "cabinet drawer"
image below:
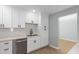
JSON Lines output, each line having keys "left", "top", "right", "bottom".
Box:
{"left": 0, "top": 40, "right": 12, "bottom": 45}
{"left": 0, "top": 49, "right": 3, "bottom": 54}
{"left": 0, "top": 40, "right": 12, "bottom": 54}
{"left": 2, "top": 48, "right": 12, "bottom": 54}
{"left": 0, "top": 46, "right": 12, "bottom": 54}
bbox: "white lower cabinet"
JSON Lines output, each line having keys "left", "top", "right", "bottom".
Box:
{"left": 0, "top": 40, "right": 12, "bottom": 54}
{"left": 27, "top": 36, "right": 41, "bottom": 53}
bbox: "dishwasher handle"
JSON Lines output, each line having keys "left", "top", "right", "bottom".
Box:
{"left": 16, "top": 39, "right": 27, "bottom": 43}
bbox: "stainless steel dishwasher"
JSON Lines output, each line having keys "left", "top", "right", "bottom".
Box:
{"left": 13, "top": 38, "right": 27, "bottom": 54}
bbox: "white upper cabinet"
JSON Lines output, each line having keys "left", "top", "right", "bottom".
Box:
{"left": 33, "top": 13, "right": 40, "bottom": 24}
{"left": 26, "top": 12, "right": 40, "bottom": 24}
{"left": 0, "top": 6, "right": 12, "bottom": 28}
{"left": 0, "top": 6, "right": 3, "bottom": 28}
{"left": 26, "top": 12, "right": 33, "bottom": 23}
{"left": 2, "top": 6, "right": 12, "bottom": 28}
{"left": 12, "top": 7, "right": 19, "bottom": 28}
{"left": 0, "top": 6, "right": 26, "bottom": 28}
{"left": 12, "top": 7, "right": 25, "bottom": 28}
{"left": 18, "top": 10, "right": 25, "bottom": 28}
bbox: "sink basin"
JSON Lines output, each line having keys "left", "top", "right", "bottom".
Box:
{"left": 27, "top": 34, "right": 38, "bottom": 36}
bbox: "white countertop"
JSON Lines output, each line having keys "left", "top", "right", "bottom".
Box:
{"left": 0, "top": 36, "right": 27, "bottom": 42}
{"left": 0, "top": 35, "right": 40, "bottom": 42}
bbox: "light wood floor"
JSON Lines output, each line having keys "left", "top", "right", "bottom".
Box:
{"left": 68, "top": 42, "right": 79, "bottom": 54}
{"left": 30, "top": 39, "right": 76, "bottom": 54}
{"left": 30, "top": 46, "right": 63, "bottom": 54}
{"left": 59, "top": 39, "right": 76, "bottom": 53}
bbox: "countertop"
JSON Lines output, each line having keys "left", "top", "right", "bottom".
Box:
{"left": 0, "top": 35, "right": 40, "bottom": 42}
{"left": 0, "top": 36, "right": 27, "bottom": 42}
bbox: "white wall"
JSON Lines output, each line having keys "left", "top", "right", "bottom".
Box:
{"left": 49, "top": 6, "right": 79, "bottom": 48}
{"left": 49, "top": 15, "right": 59, "bottom": 48}
{"left": 59, "top": 13, "right": 77, "bottom": 41}
{"left": 39, "top": 12, "right": 49, "bottom": 47}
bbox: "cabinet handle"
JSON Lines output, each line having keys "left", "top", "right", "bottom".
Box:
{"left": 18, "top": 25, "right": 21, "bottom": 28}
{"left": 20, "top": 25, "right": 21, "bottom": 28}
{"left": 0, "top": 24, "right": 1, "bottom": 27}
{"left": 18, "top": 25, "right": 19, "bottom": 28}
{"left": 34, "top": 40, "right": 36, "bottom": 43}
{"left": 1, "top": 24, "right": 2, "bottom": 28}
{"left": 3, "top": 24, "right": 4, "bottom": 28}
{"left": 0, "top": 24, "right": 4, "bottom": 28}
{"left": 4, "top": 48, "right": 9, "bottom": 51}
{"left": 16, "top": 40, "right": 27, "bottom": 42}
{"left": 4, "top": 43, "right": 9, "bottom": 44}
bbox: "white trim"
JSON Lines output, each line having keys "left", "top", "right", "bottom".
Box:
{"left": 59, "top": 38, "right": 78, "bottom": 43}
{"left": 49, "top": 44, "right": 60, "bottom": 49}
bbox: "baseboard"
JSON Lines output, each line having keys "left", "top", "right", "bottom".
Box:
{"left": 49, "top": 45, "right": 60, "bottom": 49}
{"left": 59, "top": 38, "right": 77, "bottom": 43}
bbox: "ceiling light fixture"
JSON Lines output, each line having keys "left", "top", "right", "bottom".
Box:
{"left": 33, "top": 9, "right": 36, "bottom": 13}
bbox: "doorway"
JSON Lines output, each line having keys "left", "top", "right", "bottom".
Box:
{"left": 58, "top": 13, "right": 77, "bottom": 53}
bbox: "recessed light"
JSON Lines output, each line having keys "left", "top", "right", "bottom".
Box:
{"left": 33, "top": 9, "right": 36, "bottom": 13}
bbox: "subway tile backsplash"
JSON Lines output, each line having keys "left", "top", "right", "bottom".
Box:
{"left": 0, "top": 28, "right": 26, "bottom": 38}
{"left": 25, "top": 23, "right": 38, "bottom": 35}
{"left": 0, "top": 23, "right": 38, "bottom": 38}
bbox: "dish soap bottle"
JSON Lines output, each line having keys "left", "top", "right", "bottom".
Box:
{"left": 30, "top": 28, "right": 33, "bottom": 35}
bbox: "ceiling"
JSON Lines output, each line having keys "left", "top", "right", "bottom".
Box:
{"left": 12, "top": 5, "right": 75, "bottom": 15}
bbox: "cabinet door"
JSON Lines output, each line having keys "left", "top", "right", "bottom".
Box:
{"left": 26, "top": 12, "right": 33, "bottom": 23}
{"left": 26, "top": 17, "right": 31, "bottom": 23}
{"left": 0, "top": 6, "right": 3, "bottom": 28}
{"left": 34, "top": 37, "right": 41, "bottom": 49}
{"left": 19, "top": 10, "right": 25, "bottom": 28}
{"left": 27, "top": 37, "right": 35, "bottom": 53}
{"left": 2, "top": 6, "right": 11, "bottom": 28}
{"left": 33, "top": 14, "right": 39, "bottom": 24}
{"left": 12, "top": 7, "right": 19, "bottom": 28}
{"left": 26, "top": 12, "right": 40, "bottom": 24}
{"left": 33, "top": 18, "right": 38, "bottom": 24}
{"left": 27, "top": 37, "right": 41, "bottom": 53}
